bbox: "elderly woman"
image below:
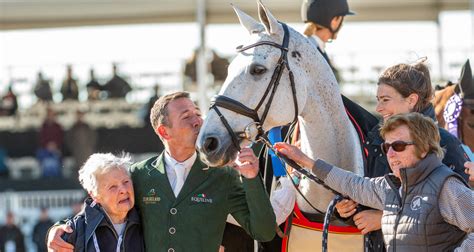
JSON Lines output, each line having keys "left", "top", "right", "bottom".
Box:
{"left": 275, "top": 113, "right": 473, "bottom": 251}
{"left": 61, "top": 153, "right": 144, "bottom": 251}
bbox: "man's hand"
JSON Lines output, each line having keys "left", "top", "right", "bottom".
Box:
{"left": 353, "top": 210, "right": 383, "bottom": 235}
{"left": 231, "top": 147, "right": 259, "bottom": 179}
{"left": 335, "top": 199, "right": 358, "bottom": 218}
{"left": 47, "top": 224, "right": 74, "bottom": 252}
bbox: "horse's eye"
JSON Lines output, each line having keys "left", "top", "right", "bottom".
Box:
{"left": 250, "top": 64, "right": 267, "bottom": 75}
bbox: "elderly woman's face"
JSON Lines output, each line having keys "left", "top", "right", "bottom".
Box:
{"left": 384, "top": 125, "right": 425, "bottom": 179}
{"left": 93, "top": 168, "right": 134, "bottom": 220}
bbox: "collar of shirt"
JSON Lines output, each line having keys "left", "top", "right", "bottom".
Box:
{"left": 309, "top": 34, "right": 326, "bottom": 52}
{"left": 164, "top": 151, "right": 197, "bottom": 183}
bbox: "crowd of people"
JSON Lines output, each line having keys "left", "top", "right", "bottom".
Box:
{"left": 0, "top": 63, "right": 132, "bottom": 118}
{"left": 1, "top": 0, "right": 473, "bottom": 251}
{"left": 35, "top": 63, "right": 132, "bottom": 103}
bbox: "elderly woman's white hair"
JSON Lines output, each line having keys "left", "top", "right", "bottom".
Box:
{"left": 78, "top": 153, "right": 132, "bottom": 195}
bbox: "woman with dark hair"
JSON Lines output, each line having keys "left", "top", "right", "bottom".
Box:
{"left": 335, "top": 61, "right": 470, "bottom": 251}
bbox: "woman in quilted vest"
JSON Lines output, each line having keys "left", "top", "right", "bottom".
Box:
{"left": 274, "top": 112, "right": 473, "bottom": 251}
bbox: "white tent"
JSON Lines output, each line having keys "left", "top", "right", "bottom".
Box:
{"left": 1, "top": 0, "right": 472, "bottom": 110}
{"left": 0, "top": 0, "right": 471, "bottom": 30}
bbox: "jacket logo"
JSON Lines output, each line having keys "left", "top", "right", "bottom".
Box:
{"left": 191, "top": 193, "right": 213, "bottom": 204}
{"left": 143, "top": 189, "right": 160, "bottom": 204}
{"left": 410, "top": 195, "right": 423, "bottom": 211}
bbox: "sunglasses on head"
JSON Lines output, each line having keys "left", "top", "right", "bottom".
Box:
{"left": 381, "top": 140, "right": 414, "bottom": 154}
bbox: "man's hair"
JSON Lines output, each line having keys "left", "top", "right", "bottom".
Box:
{"left": 377, "top": 62, "right": 433, "bottom": 112}
{"left": 78, "top": 153, "right": 131, "bottom": 195}
{"left": 149, "top": 91, "right": 190, "bottom": 130}
{"left": 380, "top": 112, "right": 443, "bottom": 159}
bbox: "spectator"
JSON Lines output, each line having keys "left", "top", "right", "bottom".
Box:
{"left": 0, "top": 85, "right": 18, "bottom": 116}
{"left": 34, "top": 71, "right": 53, "bottom": 102}
{"left": 39, "top": 107, "right": 63, "bottom": 149}
{"left": 66, "top": 110, "right": 97, "bottom": 172}
{"left": 60, "top": 65, "right": 79, "bottom": 101}
{"left": 32, "top": 207, "right": 54, "bottom": 252}
{"left": 103, "top": 63, "right": 131, "bottom": 98}
{"left": 38, "top": 108, "right": 64, "bottom": 177}
{"left": 0, "top": 212, "right": 26, "bottom": 252}
{"left": 144, "top": 85, "right": 160, "bottom": 125}
{"left": 0, "top": 146, "right": 8, "bottom": 178}
{"left": 86, "top": 68, "right": 102, "bottom": 100}
{"left": 37, "top": 141, "right": 62, "bottom": 177}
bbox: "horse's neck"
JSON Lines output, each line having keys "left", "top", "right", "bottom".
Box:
{"left": 299, "top": 82, "right": 364, "bottom": 175}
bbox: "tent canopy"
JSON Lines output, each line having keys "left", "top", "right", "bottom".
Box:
{"left": 0, "top": 0, "right": 470, "bottom": 30}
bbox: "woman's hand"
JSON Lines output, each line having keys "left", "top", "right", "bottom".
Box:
{"left": 273, "top": 142, "right": 314, "bottom": 168}
{"left": 464, "top": 161, "right": 474, "bottom": 182}
{"left": 335, "top": 199, "right": 358, "bottom": 218}
{"left": 353, "top": 210, "right": 383, "bottom": 235}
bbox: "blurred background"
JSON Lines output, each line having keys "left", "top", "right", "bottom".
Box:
{"left": 0, "top": 0, "right": 473, "bottom": 251}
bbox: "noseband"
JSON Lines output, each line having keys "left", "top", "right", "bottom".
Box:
{"left": 210, "top": 22, "right": 298, "bottom": 151}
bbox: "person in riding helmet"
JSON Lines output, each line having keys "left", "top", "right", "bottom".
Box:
{"left": 301, "top": 0, "right": 354, "bottom": 81}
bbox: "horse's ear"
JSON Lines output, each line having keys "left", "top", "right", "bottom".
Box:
{"left": 232, "top": 4, "right": 263, "bottom": 34}
{"left": 257, "top": 0, "right": 282, "bottom": 35}
{"left": 459, "top": 59, "right": 474, "bottom": 99}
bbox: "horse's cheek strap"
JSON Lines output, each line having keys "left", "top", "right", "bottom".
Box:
{"left": 212, "top": 105, "right": 241, "bottom": 151}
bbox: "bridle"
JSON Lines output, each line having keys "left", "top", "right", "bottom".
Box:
{"left": 210, "top": 22, "right": 298, "bottom": 151}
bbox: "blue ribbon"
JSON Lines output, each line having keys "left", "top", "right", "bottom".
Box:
{"left": 268, "top": 127, "right": 286, "bottom": 176}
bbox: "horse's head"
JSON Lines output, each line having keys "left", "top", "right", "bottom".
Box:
{"left": 197, "top": 1, "right": 320, "bottom": 166}
{"left": 434, "top": 59, "right": 474, "bottom": 150}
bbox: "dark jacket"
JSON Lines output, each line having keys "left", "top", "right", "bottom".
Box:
{"left": 63, "top": 198, "right": 144, "bottom": 252}
{"left": 33, "top": 218, "right": 54, "bottom": 252}
{"left": 363, "top": 105, "right": 470, "bottom": 251}
{"left": 0, "top": 224, "right": 26, "bottom": 252}
{"left": 131, "top": 153, "right": 276, "bottom": 252}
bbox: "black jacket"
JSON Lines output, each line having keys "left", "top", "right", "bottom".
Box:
{"left": 63, "top": 198, "right": 145, "bottom": 252}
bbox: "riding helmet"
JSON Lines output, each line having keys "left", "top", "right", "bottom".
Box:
{"left": 301, "top": 0, "right": 355, "bottom": 28}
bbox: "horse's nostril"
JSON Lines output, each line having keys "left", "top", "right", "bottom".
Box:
{"left": 203, "top": 137, "right": 219, "bottom": 153}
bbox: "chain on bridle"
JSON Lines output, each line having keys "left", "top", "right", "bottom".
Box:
{"left": 210, "top": 22, "right": 298, "bottom": 150}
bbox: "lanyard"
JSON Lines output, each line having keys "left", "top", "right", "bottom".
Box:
{"left": 92, "top": 232, "right": 123, "bottom": 252}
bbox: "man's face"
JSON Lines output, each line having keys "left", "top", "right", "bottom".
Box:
{"left": 162, "top": 98, "right": 203, "bottom": 149}
{"left": 384, "top": 125, "right": 424, "bottom": 179}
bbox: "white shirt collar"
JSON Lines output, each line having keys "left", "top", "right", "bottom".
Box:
{"left": 308, "top": 34, "right": 326, "bottom": 52}
{"left": 164, "top": 151, "right": 197, "bottom": 171}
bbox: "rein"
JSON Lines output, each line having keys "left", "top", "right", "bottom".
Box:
{"left": 210, "top": 22, "right": 298, "bottom": 151}
{"left": 258, "top": 135, "right": 345, "bottom": 252}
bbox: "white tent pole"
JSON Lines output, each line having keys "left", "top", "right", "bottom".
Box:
{"left": 196, "top": 0, "right": 209, "bottom": 113}
{"left": 436, "top": 16, "right": 444, "bottom": 81}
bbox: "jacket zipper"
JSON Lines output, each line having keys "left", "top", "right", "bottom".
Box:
{"left": 392, "top": 169, "right": 408, "bottom": 251}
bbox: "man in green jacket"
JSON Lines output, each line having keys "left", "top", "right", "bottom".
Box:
{"left": 47, "top": 91, "right": 276, "bottom": 252}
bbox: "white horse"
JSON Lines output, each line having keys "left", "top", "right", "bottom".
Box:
{"left": 197, "top": 1, "right": 364, "bottom": 251}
